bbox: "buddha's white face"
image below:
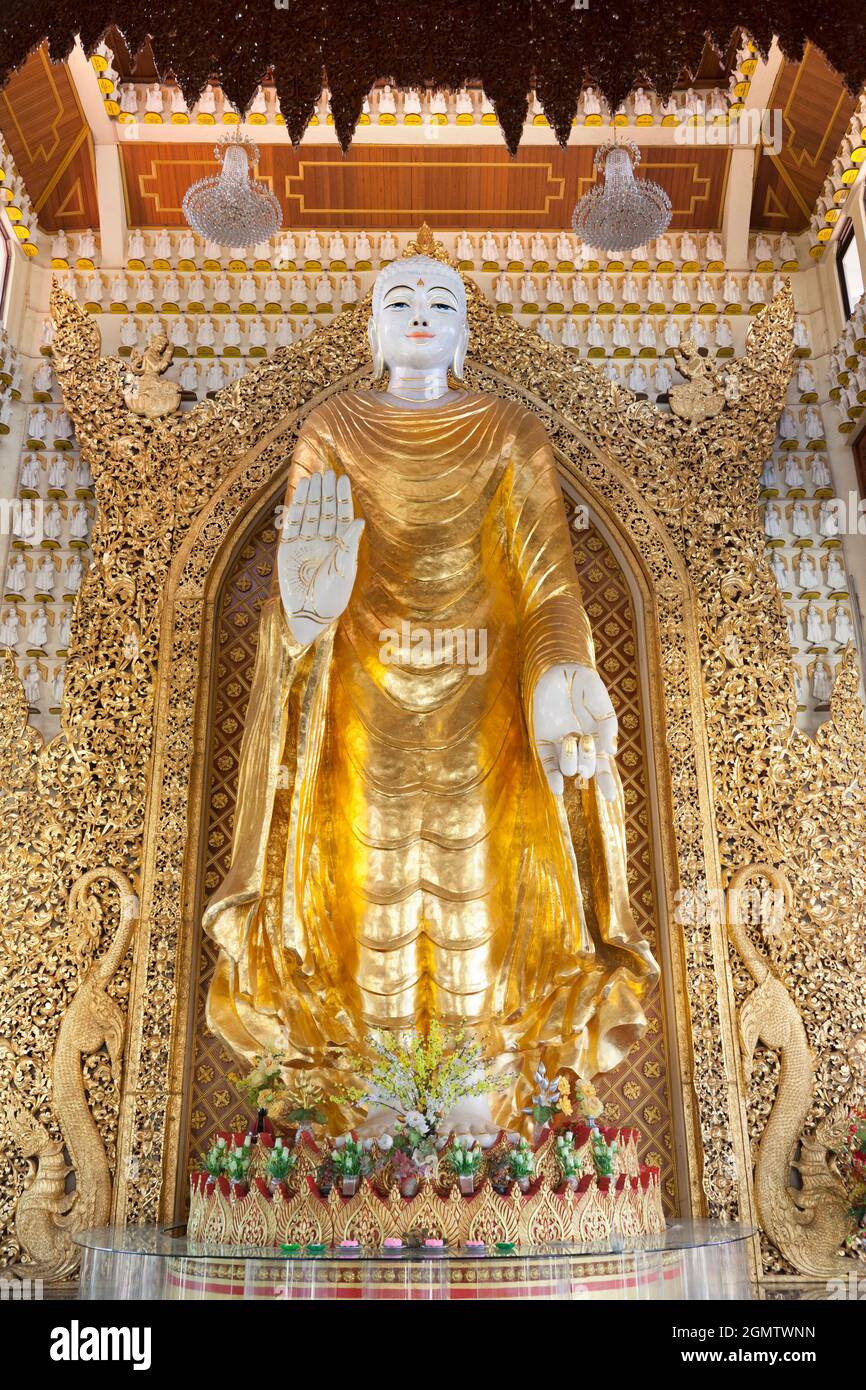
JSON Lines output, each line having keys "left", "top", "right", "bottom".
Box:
{"left": 374, "top": 269, "right": 467, "bottom": 375}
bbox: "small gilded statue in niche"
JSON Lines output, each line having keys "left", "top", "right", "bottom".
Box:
{"left": 669, "top": 338, "right": 726, "bottom": 425}
{"left": 122, "top": 331, "right": 181, "bottom": 419}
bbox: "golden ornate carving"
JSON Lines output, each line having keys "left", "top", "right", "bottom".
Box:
{"left": 0, "top": 239, "right": 862, "bottom": 1287}
{"left": 8, "top": 868, "right": 138, "bottom": 1278}
{"left": 668, "top": 338, "right": 726, "bottom": 425}
{"left": 122, "top": 332, "right": 181, "bottom": 418}
{"left": 728, "top": 866, "right": 853, "bottom": 1279}
{"left": 186, "top": 1156, "right": 666, "bottom": 1248}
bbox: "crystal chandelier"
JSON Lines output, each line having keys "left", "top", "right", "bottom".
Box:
{"left": 182, "top": 134, "right": 281, "bottom": 249}
{"left": 572, "top": 140, "right": 671, "bottom": 254}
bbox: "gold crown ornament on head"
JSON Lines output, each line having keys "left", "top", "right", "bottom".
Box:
{"left": 402, "top": 223, "right": 458, "bottom": 266}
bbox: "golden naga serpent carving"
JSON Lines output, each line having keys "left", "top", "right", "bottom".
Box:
{"left": 0, "top": 226, "right": 864, "bottom": 1284}
{"left": 727, "top": 865, "right": 852, "bottom": 1279}
{"left": 7, "top": 868, "right": 139, "bottom": 1281}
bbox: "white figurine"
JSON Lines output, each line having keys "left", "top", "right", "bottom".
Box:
{"left": 811, "top": 659, "right": 833, "bottom": 702}
{"left": 493, "top": 274, "right": 513, "bottom": 306}
{"left": 627, "top": 363, "right": 648, "bottom": 393}
{"left": 804, "top": 407, "right": 824, "bottom": 442}
{"left": 797, "top": 551, "right": 818, "bottom": 588}
{"left": 43, "top": 502, "right": 62, "bottom": 542}
{"left": 48, "top": 456, "right": 67, "bottom": 491}
{"left": 340, "top": 276, "right": 359, "bottom": 307}
{"left": 818, "top": 500, "right": 841, "bottom": 537}
{"left": 23, "top": 664, "right": 42, "bottom": 706}
{"left": 0, "top": 608, "right": 21, "bottom": 645}
{"left": 27, "top": 406, "right": 49, "bottom": 443}
{"left": 791, "top": 502, "right": 811, "bottom": 539}
{"left": 5, "top": 554, "right": 27, "bottom": 594}
{"left": 784, "top": 455, "right": 804, "bottom": 489}
{"left": 65, "top": 554, "right": 85, "bottom": 593}
{"left": 27, "top": 605, "right": 49, "bottom": 647}
{"left": 825, "top": 552, "right": 846, "bottom": 590}
{"left": 768, "top": 550, "right": 788, "bottom": 588}
{"left": 653, "top": 362, "right": 672, "bottom": 396}
{"left": 20, "top": 456, "right": 41, "bottom": 491}
{"left": 832, "top": 603, "right": 853, "bottom": 644}
{"left": 811, "top": 456, "right": 831, "bottom": 490}
{"left": 804, "top": 601, "right": 826, "bottom": 644}
{"left": 120, "top": 316, "right": 139, "bottom": 350}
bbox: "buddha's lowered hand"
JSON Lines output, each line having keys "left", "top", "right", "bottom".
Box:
{"left": 532, "top": 663, "right": 618, "bottom": 800}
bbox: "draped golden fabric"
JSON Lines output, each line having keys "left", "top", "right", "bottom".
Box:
{"left": 204, "top": 390, "right": 658, "bottom": 1118}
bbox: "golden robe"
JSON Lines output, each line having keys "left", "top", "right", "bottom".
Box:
{"left": 204, "top": 390, "right": 658, "bottom": 1115}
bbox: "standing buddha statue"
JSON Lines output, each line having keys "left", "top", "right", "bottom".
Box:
{"left": 204, "top": 236, "right": 658, "bottom": 1132}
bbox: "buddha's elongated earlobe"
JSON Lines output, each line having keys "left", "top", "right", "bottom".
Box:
{"left": 367, "top": 317, "right": 385, "bottom": 380}
{"left": 452, "top": 322, "right": 469, "bottom": 381}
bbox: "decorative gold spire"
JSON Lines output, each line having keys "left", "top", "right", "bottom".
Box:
{"left": 403, "top": 223, "right": 456, "bottom": 266}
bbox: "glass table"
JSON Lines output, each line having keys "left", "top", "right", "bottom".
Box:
{"left": 75, "top": 1220, "right": 757, "bottom": 1300}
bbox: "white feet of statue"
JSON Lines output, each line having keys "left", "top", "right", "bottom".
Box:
{"left": 439, "top": 1092, "right": 500, "bottom": 1144}
{"left": 354, "top": 1094, "right": 499, "bottom": 1143}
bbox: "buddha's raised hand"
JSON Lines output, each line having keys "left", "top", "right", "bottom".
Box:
{"left": 532, "top": 663, "right": 618, "bottom": 801}
{"left": 278, "top": 469, "right": 365, "bottom": 646}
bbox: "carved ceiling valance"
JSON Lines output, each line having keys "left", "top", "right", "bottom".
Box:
{"left": 1, "top": 2, "right": 864, "bottom": 154}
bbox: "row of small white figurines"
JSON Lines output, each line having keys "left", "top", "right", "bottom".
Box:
{"left": 764, "top": 497, "right": 848, "bottom": 539}
{"left": 4, "top": 550, "right": 88, "bottom": 603}
{"left": 761, "top": 453, "right": 836, "bottom": 493}
{"left": 829, "top": 290, "right": 866, "bottom": 420}
{"left": 40, "top": 306, "right": 764, "bottom": 356}
{"left": 0, "top": 157, "right": 37, "bottom": 241}
{"left": 106, "top": 83, "right": 740, "bottom": 128}
{"left": 809, "top": 95, "right": 866, "bottom": 245}
{"left": 1, "top": 599, "right": 78, "bottom": 650}
{"left": 5, "top": 402, "right": 75, "bottom": 445}
{"left": 57, "top": 267, "right": 799, "bottom": 315}
{"left": 764, "top": 542, "right": 847, "bottom": 595}
{"left": 9, "top": 657, "right": 65, "bottom": 711}
{"left": 53, "top": 227, "right": 798, "bottom": 275}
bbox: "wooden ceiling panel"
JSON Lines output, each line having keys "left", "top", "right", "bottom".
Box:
{"left": 750, "top": 43, "right": 858, "bottom": 232}
{"left": 0, "top": 46, "right": 99, "bottom": 231}
{"left": 121, "top": 142, "right": 730, "bottom": 231}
